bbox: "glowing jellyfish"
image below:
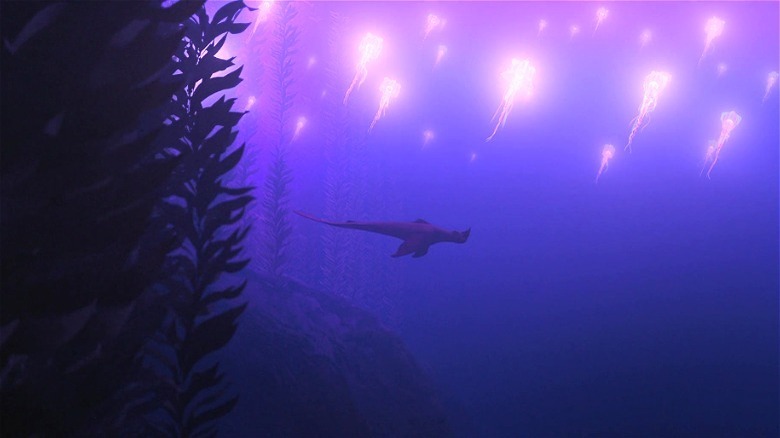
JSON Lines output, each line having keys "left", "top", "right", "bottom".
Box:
{"left": 434, "top": 45, "right": 448, "bottom": 68}
{"left": 625, "top": 70, "right": 671, "bottom": 152}
{"left": 700, "top": 140, "right": 717, "bottom": 176}
{"left": 538, "top": 19, "right": 548, "bottom": 38}
{"left": 470, "top": 151, "right": 478, "bottom": 163}
{"left": 594, "top": 7, "right": 608, "bottom": 35}
{"left": 763, "top": 71, "right": 779, "bottom": 103}
{"left": 307, "top": 56, "right": 317, "bottom": 70}
{"left": 706, "top": 111, "right": 741, "bottom": 179}
{"left": 245, "top": 95, "right": 257, "bottom": 111}
{"left": 250, "top": 0, "right": 275, "bottom": 38}
{"left": 486, "top": 58, "right": 536, "bottom": 142}
{"left": 422, "top": 129, "right": 435, "bottom": 147}
{"left": 639, "top": 29, "right": 652, "bottom": 48}
{"left": 699, "top": 17, "right": 725, "bottom": 66}
{"left": 368, "top": 77, "right": 400, "bottom": 133}
{"left": 717, "top": 63, "right": 728, "bottom": 77}
{"left": 570, "top": 25, "right": 581, "bottom": 40}
{"left": 343, "top": 33, "right": 383, "bottom": 105}
{"left": 423, "top": 13, "right": 446, "bottom": 40}
{"left": 292, "top": 116, "right": 307, "bottom": 142}
{"left": 595, "top": 144, "right": 615, "bottom": 183}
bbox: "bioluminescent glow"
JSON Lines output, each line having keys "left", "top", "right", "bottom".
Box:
{"left": 763, "top": 71, "right": 779, "bottom": 103}
{"left": 250, "top": 0, "right": 275, "bottom": 38}
{"left": 717, "top": 63, "right": 728, "bottom": 77}
{"left": 423, "top": 13, "right": 446, "bottom": 40}
{"left": 293, "top": 116, "right": 307, "bottom": 142}
{"left": 368, "top": 77, "right": 401, "bottom": 133}
{"left": 570, "top": 25, "right": 581, "bottom": 40}
{"left": 594, "top": 7, "right": 609, "bottom": 35}
{"left": 596, "top": 144, "right": 616, "bottom": 183}
{"left": 434, "top": 45, "right": 448, "bottom": 68}
{"left": 344, "top": 32, "right": 383, "bottom": 105}
{"left": 245, "top": 95, "right": 257, "bottom": 111}
{"left": 626, "top": 70, "right": 671, "bottom": 152}
{"left": 699, "top": 17, "right": 725, "bottom": 65}
{"left": 307, "top": 56, "right": 317, "bottom": 70}
{"left": 639, "top": 29, "right": 652, "bottom": 48}
{"left": 470, "top": 151, "right": 478, "bottom": 163}
{"left": 486, "top": 58, "right": 536, "bottom": 142}
{"left": 700, "top": 140, "right": 717, "bottom": 176}
{"left": 422, "top": 129, "right": 435, "bottom": 147}
{"left": 706, "top": 111, "right": 742, "bottom": 178}
{"left": 538, "top": 19, "right": 548, "bottom": 38}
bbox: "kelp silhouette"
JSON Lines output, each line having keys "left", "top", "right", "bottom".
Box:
{"left": 143, "top": 2, "right": 253, "bottom": 436}
{"left": 0, "top": 1, "right": 202, "bottom": 436}
{"left": 261, "top": 2, "right": 300, "bottom": 279}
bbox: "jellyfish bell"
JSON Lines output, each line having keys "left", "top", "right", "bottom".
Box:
{"left": 639, "top": 29, "right": 652, "bottom": 47}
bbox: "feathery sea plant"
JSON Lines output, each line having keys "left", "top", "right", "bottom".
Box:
{"left": 143, "top": 2, "right": 253, "bottom": 436}
{"left": 261, "top": 2, "right": 300, "bottom": 278}
{"left": 0, "top": 1, "right": 203, "bottom": 435}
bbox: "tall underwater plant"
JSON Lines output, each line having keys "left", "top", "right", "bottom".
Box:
{"left": 143, "top": 2, "right": 253, "bottom": 436}
{"left": 320, "top": 11, "right": 359, "bottom": 298}
{"left": 0, "top": 1, "right": 202, "bottom": 436}
{"left": 261, "top": 1, "right": 300, "bottom": 278}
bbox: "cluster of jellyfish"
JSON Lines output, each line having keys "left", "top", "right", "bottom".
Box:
{"left": 484, "top": 12, "right": 776, "bottom": 182}
{"left": 249, "top": 3, "right": 778, "bottom": 180}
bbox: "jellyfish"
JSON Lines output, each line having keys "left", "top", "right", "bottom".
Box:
{"left": 570, "top": 25, "right": 580, "bottom": 41}
{"left": 292, "top": 116, "right": 307, "bottom": 142}
{"left": 343, "top": 33, "right": 383, "bottom": 105}
{"left": 368, "top": 77, "right": 401, "bottom": 133}
{"left": 250, "top": 0, "right": 275, "bottom": 39}
{"left": 595, "top": 144, "right": 616, "bottom": 183}
{"left": 639, "top": 29, "right": 652, "bottom": 49}
{"left": 700, "top": 140, "right": 717, "bottom": 177}
{"left": 625, "top": 70, "right": 671, "bottom": 152}
{"left": 422, "top": 129, "right": 435, "bottom": 147}
{"left": 594, "top": 7, "right": 608, "bottom": 36}
{"left": 486, "top": 58, "right": 536, "bottom": 142}
{"left": 698, "top": 17, "right": 724, "bottom": 66}
{"left": 763, "top": 71, "right": 779, "bottom": 103}
{"left": 244, "top": 95, "right": 257, "bottom": 111}
{"left": 423, "top": 13, "right": 446, "bottom": 40}
{"left": 716, "top": 63, "right": 728, "bottom": 77}
{"left": 307, "top": 56, "right": 317, "bottom": 70}
{"left": 537, "top": 19, "right": 548, "bottom": 38}
{"left": 434, "top": 45, "right": 447, "bottom": 68}
{"left": 706, "top": 111, "right": 742, "bottom": 179}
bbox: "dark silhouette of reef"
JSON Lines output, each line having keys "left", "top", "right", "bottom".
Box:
{"left": 220, "top": 274, "right": 452, "bottom": 438}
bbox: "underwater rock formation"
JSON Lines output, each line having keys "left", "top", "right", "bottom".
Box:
{"left": 221, "top": 275, "right": 452, "bottom": 437}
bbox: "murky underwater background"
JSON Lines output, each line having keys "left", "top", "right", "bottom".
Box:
{"left": 2, "top": 0, "right": 778, "bottom": 436}
{"left": 216, "top": 1, "right": 779, "bottom": 435}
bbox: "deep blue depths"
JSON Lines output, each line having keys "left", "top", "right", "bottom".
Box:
{"left": 235, "top": 1, "right": 779, "bottom": 436}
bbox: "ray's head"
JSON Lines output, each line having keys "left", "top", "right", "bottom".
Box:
{"left": 451, "top": 228, "right": 471, "bottom": 243}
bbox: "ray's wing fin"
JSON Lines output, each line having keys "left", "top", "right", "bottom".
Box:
{"left": 413, "top": 219, "right": 429, "bottom": 224}
{"left": 392, "top": 238, "right": 423, "bottom": 257}
{"left": 412, "top": 246, "right": 430, "bottom": 258}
